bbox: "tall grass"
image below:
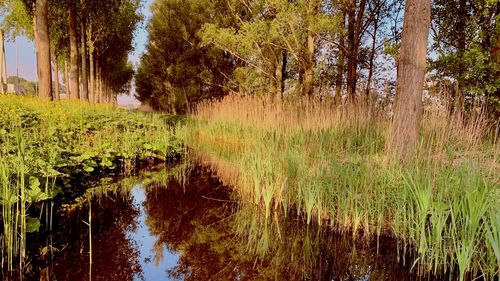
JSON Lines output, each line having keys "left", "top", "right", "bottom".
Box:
{"left": 179, "top": 94, "right": 500, "bottom": 280}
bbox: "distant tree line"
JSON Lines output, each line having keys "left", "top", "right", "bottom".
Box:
{"left": 136, "top": 0, "right": 499, "bottom": 116}
{"left": 0, "top": 0, "right": 142, "bottom": 103}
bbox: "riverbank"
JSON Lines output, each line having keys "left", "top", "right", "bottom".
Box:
{"left": 0, "top": 94, "right": 181, "bottom": 272}
{"left": 179, "top": 95, "right": 500, "bottom": 280}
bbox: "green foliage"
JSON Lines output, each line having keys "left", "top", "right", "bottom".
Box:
{"left": 135, "top": 0, "right": 236, "bottom": 113}
{"left": 431, "top": 0, "right": 500, "bottom": 113}
{"left": 0, "top": 0, "right": 32, "bottom": 38}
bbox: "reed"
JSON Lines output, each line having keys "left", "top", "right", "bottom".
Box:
{"left": 180, "top": 94, "right": 500, "bottom": 280}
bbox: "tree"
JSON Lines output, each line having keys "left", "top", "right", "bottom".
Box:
{"left": 68, "top": 0, "right": 78, "bottom": 99}
{"left": 431, "top": 0, "right": 499, "bottom": 116}
{"left": 35, "top": 0, "right": 52, "bottom": 100}
{"left": 388, "top": 0, "right": 431, "bottom": 161}
{"left": 136, "top": 0, "right": 237, "bottom": 113}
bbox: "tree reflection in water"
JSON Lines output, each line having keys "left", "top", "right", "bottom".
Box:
{"left": 45, "top": 192, "right": 143, "bottom": 281}
{"left": 143, "top": 166, "right": 420, "bottom": 281}
{"left": 37, "top": 165, "right": 423, "bottom": 281}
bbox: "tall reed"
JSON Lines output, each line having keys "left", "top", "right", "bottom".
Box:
{"left": 180, "top": 94, "right": 500, "bottom": 280}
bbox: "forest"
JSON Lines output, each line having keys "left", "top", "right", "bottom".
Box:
{"left": 136, "top": 0, "right": 499, "bottom": 117}
{"left": 0, "top": 0, "right": 499, "bottom": 280}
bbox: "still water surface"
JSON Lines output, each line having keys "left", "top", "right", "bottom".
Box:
{"left": 28, "top": 166, "right": 420, "bottom": 280}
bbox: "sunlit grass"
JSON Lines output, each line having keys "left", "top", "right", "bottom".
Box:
{"left": 0, "top": 94, "right": 180, "bottom": 273}
{"left": 180, "top": 94, "right": 500, "bottom": 280}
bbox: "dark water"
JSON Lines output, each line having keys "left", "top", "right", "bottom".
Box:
{"left": 16, "top": 166, "right": 424, "bottom": 281}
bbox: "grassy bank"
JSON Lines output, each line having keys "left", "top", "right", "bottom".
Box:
{"left": 0, "top": 94, "right": 180, "bottom": 272}
{"left": 179, "top": 95, "right": 500, "bottom": 280}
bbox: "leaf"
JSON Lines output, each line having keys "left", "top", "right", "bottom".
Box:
{"left": 83, "top": 166, "right": 94, "bottom": 172}
{"left": 26, "top": 216, "right": 40, "bottom": 233}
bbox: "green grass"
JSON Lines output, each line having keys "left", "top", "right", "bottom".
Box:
{"left": 0, "top": 94, "right": 181, "bottom": 273}
{"left": 180, "top": 96, "right": 500, "bottom": 280}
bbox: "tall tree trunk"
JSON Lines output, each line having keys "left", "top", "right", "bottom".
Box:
{"left": 89, "top": 51, "right": 95, "bottom": 103}
{"left": 365, "top": 16, "right": 379, "bottom": 101}
{"left": 274, "top": 51, "right": 284, "bottom": 101}
{"left": 80, "top": 21, "right": 89, "bottom": 100}
{"left": 454, "top": 0, "right": 467, "bottom": 114}
{"left": 53, "top": 55, "right": 60, "bottom": 100}
{"left": 388, "top": 0, "right": 431, "bottom": 161}
{"left": 346, "top": 1, "right": 356, "bottom": 101}
{"left": 64, "top": 59, "right": 69, "bottom": 98}
{"left": 335, "top": 11, "right": 346, "bottom": 104}
{"left": 303, "top": 0, "right": 318, "bottom": 97}
{"left": 346, "top": 0, "right": 366, "bottom": 102}
{"left": 281, "top": 49, "right": 287, "bottom": 94}
{"left": 68, "top": 2, "right": 79, "bottom": 100}
{"left": 303, "top": 31, "right": 315, "bottom": 97}
{"left": 35, "top": 0, "right": 52, "bottom": 100}
{"left": 33, "top": 3, "right": 39, "bottom": 94}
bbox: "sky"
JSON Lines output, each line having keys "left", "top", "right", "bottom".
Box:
{"left": 3, "top": 0, "right": 154, "bottom": 106}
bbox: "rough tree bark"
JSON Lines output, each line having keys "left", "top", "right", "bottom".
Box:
{"left": 388, "top": 0, "right": 431, "bottom": 161}
{"left": 346, "top": 0, "right": 366, "bottom": 102}
{"left": 68, "top": 2, "right": 79, "bottom": 99}
{"left": 35, "top": 0, "right": 52, "bottom": 100}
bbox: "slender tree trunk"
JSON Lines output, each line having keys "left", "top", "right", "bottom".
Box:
{"left": 68, "top": 2, "right": 79, "bottom": 99}
{"left": 303, "top": 0, "right": 318, "bottom": 97}
{"left": 33, "top": 4, "right": 39, "bottom": 92}
{"left": 274, "top": 52, "right": 284, "bottom": 100}
{"left": 388, "top": 0, "right": 431, "bottom": 161}
{"left": 281, "top": 49, "right": 287, "bottom": 94}
{"left": 53, "top": 55, "right": 60, "bottom": 100}
{"left": 365, "top": 18, "right": 379, "bottom": 101}
{"left": 35, "top": 0, "right": 52, "bottom": 100}
{"left": 64, "top": 59, "right": 69, "bottom": 98}
{"left": 335, "top": 11, "right": 346, "bottom": 104}
{"left": 346, "top": 1, "right": 356, "bottom": 101}
{"left": 80, "top": 21, "right": 89, "bottom": 100}
{"left": 89, "top": 51, "right": 95, "bottom": 103}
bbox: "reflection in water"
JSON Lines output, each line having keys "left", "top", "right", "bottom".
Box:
{"left": 30, "top": 166, "right": 421, "bottom": 280}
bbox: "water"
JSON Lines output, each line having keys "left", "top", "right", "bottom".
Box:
{"left": 15, "top": 166, "right": 423, "bottom": 280}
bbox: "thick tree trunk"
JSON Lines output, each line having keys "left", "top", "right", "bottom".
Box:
{"left": 53, "top": 55, "right": 60, "bottom": 100}
{"left": 80, "top": 21, "right": 89, "bottom": 100}
{"left": 35, "top": 0, "right": 52, "bottom": 100}
{"left": 68, "top": 2, "right": 79, "bottom": 99}
{"left": 453, "top": 0, "right": 467, "bottom": 114}
{"left": 388, "top": 0, "right": 431, "bottom": 161}
{"left": 335, "top": 12, "right": 346, "bottom": 104}
{"left": 303, "top": 31, "right": 315, "bottom": 97}
{"left": 346, "top": 0, "right": 366, "bottom": 102}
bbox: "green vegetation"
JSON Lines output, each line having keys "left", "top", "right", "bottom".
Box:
{"left": 0, "top": 94, "right": 180, "bottom": 272}
{"left": 180, "top": 95, "right": 500, "bottom": 280}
